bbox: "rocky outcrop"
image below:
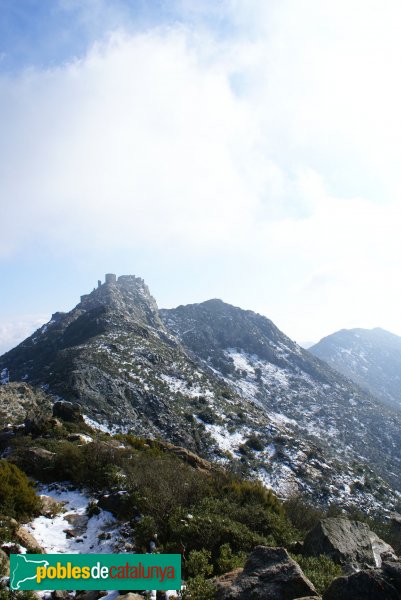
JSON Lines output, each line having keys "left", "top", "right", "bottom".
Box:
{"left": 303, "top": 518, "right": 396, "bottom": 570}
{"left": 215, "top": 546, "right": 319, "bottom": 599}
{"left": 323, "top": 569, "right": 399, "bottom": 599}
{"left": 214, "top": 568, "right": 243, "bottom": 593}
{"left": 0, "top": 382, "right": 51, "bottom": 428}
{"left": 15, "top": 526, "right": 45, "bottom": 553}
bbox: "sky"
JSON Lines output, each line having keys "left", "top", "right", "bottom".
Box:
{"left": 1, "top": 0, "right": 401, "bottom": 354}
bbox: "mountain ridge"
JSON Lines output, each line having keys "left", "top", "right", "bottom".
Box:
{"left": 1, "top": 274, "right": 401, "bottom": 514}
{"left": 310, "top": 326, "right": 401, "bottom": 410}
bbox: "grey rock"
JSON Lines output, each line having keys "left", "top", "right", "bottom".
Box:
{"left": 303, "top": 518, "right": 396, "bottom": 569}
{"left": 322, "top": 570, "right": 399, "bottom": 600}
{"left": 215, "top": 545, "right": 319, "bottom": 599}
{"left": 40, "top": 494, "right": 64, "bottom": 518}
{"left": 14, "top": 526, "right": 45, "bottom": 554}
{"left": 0, "top": 382, "right": 51, "bottom": 429}
{"left": 0, "top": 548, "right": 9, "bottom": 576}
{"left": 214, "top": 568, "right": 243, "bottom": 593}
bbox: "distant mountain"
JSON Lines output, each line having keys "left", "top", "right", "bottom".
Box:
{"left": 2, "top": 275, "right": 401, "bottom": 513}
{"left": 309, "top": 327, "right": 401, "bottom": 411}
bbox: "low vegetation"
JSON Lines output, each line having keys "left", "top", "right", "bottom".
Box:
{"left": 0, "top": 460, "right": 40, "bottom": 520}
{"left": 1, "top": 419, "right": 397, "bottom": 598}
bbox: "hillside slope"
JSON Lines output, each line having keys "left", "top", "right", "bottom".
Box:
{"left": 161, "top": 300, "right": 401, "bottom": 497}
{"left": 310, "top": 327, "right": 401, "bottom": 411}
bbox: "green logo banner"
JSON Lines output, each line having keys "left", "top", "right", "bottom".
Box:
{"left": 10, "top": 554, "right": 181, "bottom": 591}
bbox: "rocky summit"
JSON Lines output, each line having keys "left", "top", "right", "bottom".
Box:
{"left": 1, "top": 274, "right": 401, "bottom": 514}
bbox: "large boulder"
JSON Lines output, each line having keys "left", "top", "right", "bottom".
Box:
{"left": 215, "top": 546, "right": 319, "bottom": 599}
{"left": 323, "top": 569, "right": 399, "bottom": 600}
{"left": 15, "top": 526, "right": 45, "bottom": 553}
{"left": 303, "top": 518, "right": 395, "bottom": 570}
{"left": 52, "top": 400, "right": 83, "bottom": 423}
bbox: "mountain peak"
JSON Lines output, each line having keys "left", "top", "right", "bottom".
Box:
{"left": 75, "top": 273, "right": 162, "bottom": 331}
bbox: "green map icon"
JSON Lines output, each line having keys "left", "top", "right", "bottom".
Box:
{"left": 10, "top": 555, "right": 49, "bottom": 590}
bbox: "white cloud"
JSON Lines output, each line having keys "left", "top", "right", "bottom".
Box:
{"left": 1, "top": 1, "right": 401, "bottom": 342}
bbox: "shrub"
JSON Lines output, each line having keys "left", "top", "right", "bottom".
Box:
{"left": 0, "top": 461, "right": 40, "bottom": 520}
{"left": 186, "top": 549, "right": 213, "bottom": 578}
{"left": 245, "top": 435, "right": 264, "bottom": 451}
{"left": 167, "top": 501, "right": 268, "bottom": 557}
{"left": 86, "top": 500, "right": 101, "bottom": 517}
{"left": 216, "top": 543, "right": 246, "bottom": 574}
{"left": 181, "top": 575, "right": 216, "bottom": 600}
{"left": 291, "top": 554, "right": 342, "bottom": 594}
{"left": 134, "top": 516, "right": 158, "bottom": 552}
{"left": 53, "top": 442, "right": 85, "bottom": 482}
{"left": 284, "top": 495, "right": 325, "bottom": 536}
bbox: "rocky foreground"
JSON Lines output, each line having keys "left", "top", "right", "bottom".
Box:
{"left": 2, "top": 517, "right": 401, "bottom": 599}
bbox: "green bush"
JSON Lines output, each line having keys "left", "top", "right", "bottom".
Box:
{"left": 0, "top": 461, "right": 40, "bottom": 519}
{"left": 0, "top": 588, "right": 39, "bottom": 600}
{"left": 283, "top": 495, "right": 325, "bottom": 536}
{"left": 291, "top": 554, "right": 342, "bottom": 594}
{"left": 181, "top": 575, "right": 216, "bottom": 600}
{"left": 167, "top": 500, "right": 268, "bottom": 557}
{"left": 53, "top": 442, "right": 86, "bottom": 482}
{"left": 216, "top": 543, "right": 246, "bottom": 575}
{"left": 134, "top": 515, "right": 158, "bottom": 552}
{"left": 186, "top": 549, "right": 213, "bottom": 578}
{"left": 245, "top": 435, "right": 264, "bottom": 451}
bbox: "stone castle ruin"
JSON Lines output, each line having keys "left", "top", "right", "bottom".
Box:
{"left": 80, "top": 274, "right": 145, "bottom": 303}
